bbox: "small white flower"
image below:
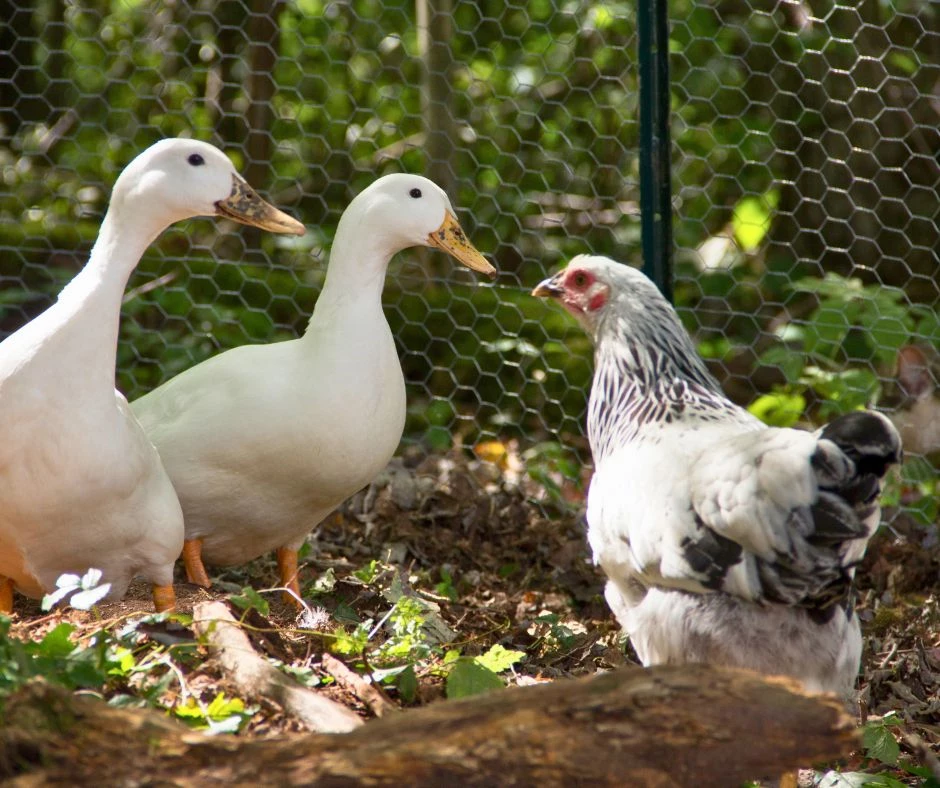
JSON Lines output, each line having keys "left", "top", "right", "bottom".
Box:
{"left": 41, "top": 568, "right": 111, "bottom": 611}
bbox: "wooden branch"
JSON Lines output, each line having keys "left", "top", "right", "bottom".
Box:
{"left": 1, "top": 664, "right": 856, "bottom": 786}
{"left": 321, "top": 653, "right": 396, "bottom": 718}
{"left": 192, "top": 601, "right": 362, "bottom": 734}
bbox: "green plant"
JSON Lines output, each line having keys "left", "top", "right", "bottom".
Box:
{"left": 523, "top": 441, "right": 585, "bottom": 505}
{"left": 0, "top": 618, "right": 120, "bottom": 697}
{"left": 815, "top": 715, "right": 940, "bottom": 788}
{"left": 755, "top": 274, "right": 939, "bottom": 421}
{"left": 434, "top": 567, "right": 459, "bottom": 603}
{"left": 173, "top": 691, "right": 255, "bottom": 734}
{"left": 230, "top": 586, "right": 271, "bottom": 617}
{"left": 444, "top": 644, "right": 525, "bottom": 699}
{"left": 529, "top": 613, "right": 579, "bottom": 655}
{"left": 879, "top": 457, "right": 939, "bottom": 528}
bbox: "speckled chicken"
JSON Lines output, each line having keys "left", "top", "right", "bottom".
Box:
{"left": 534, "top": 255, "right": 902, "bottom": 695}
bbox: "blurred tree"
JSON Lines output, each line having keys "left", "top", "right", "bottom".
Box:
{"left": 0, "top": 0, "right": 936, "bottom": 444}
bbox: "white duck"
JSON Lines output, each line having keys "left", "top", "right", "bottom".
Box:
{"left": 0, "top": 139, "right": 304, "bottom": 614}
{"left": 132, "top": 174, "right": 495, "bottom": 600}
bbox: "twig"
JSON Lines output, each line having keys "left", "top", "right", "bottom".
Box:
{"left": 122, "top": 270, "right": 181, "bottom": 304}
{"left": 372, "top": 132, "right": 425, "bottom": 164}
{"left": 192, "top": 600, "right": 362, "bottom": 733}
{"left": 877, "top": 641, "right": 898, "bottom": 669}
{"left": 321, "top": 653, "right": 396, "bottom": 718}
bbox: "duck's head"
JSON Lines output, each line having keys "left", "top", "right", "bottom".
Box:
{"left": 109, "top": 139, "right": 305, "bottom": 235}
{"left": 348, "top": 173, "right": 495, "bottom": 278}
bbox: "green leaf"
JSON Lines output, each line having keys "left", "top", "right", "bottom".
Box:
{"left": 39, "top": 624, "right": 79, "bottom": 659}
{"left": 803, "top": 307, "right": 851, "bottom": 359}
{"left": 352, "top": 560, "right": 379, "bottom": 584}
{"left": 697, "top": 337, "right": 732, "bottom": 360}
{"left": 912, "top": 308, "right": 940, "bottom": 345}
{"left": 817, "top": 772, "right": 903, "bottom": 787}
{"left": 173, "top": 692, "right": 251, "bottom": 732}
{"left": 309, "top": 567, "right": 337, "bottom": 595}
{"left": 173, "top": 699, "right": 206, "bottom": 720}
{"left": 424, "top": 425, "right": 452, "bottom": 451}
{"left": 474, "top": 644, "right": 525, "bottom": 674}
{"left": 109, "top": 646, "right": 137, "bottom": 677}
{"left": 888, "top": 52, "right": 918, "bottom": 75}
{"left": 446, "top": 658, "right": 505, "bottom": 699}
{"left": 229, "top": 586, "right": 270, "bottom": 616}
{"left": 865, "top": 314, "right": 913, "bottom": 361}
{"left": 434, "top": 567, "right": 458, "bottom": 602}
{"left": 732, "top": 190, "right": 778, "bottom": 251}
{"left": 747, "top": 391, "right": 806, "bottom": 427}
{"left": 425, "top": 399, "right": 454, "bottom": 426}
{"left": 861, "top": 720, "right": 900, "bottom": 766}
{"left": 329, "top": 623, "right": 370, "bottom": 656}
{"left": 759, "top": 345, "right": 806, "bottom": 385}
{"left": 395, "top": 665, "right": 418, "bottom": 703}
{"left": 205, "top": 692, "right": 245, "bottom": 720}
{"left": 791, "top": 273, "right": 864, "bottom": 301}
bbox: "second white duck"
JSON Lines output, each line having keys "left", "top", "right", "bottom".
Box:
{"left": 133, "top": 173, "right": 495, "bottom": 599}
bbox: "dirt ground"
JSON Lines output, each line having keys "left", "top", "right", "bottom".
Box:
{"left": 7, "top": 446, "right": 940, "bottom": 784}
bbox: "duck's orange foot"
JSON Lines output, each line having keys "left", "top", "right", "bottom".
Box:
{"left": 182, "top": 538, "right": 211, "bottom": 588}
{"left": 152, "top": 583, "right": 177, "bottom": 613}
{"left": 0, "top": 576, "right": 13, "bottom": 614}
{"left": 276, "top": 546, "right": 302, "bottom": 608}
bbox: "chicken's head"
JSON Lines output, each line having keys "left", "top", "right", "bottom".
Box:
{"left": 531, "top": 255, "right": 616, "bottom": 332}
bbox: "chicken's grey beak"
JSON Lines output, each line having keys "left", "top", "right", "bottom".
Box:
{"left": 532, "top": 274, "right": 564, "bottom": 298}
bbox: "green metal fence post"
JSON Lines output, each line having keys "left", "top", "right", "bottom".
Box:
{"left": 637, "top": 0, "right": 674, "bottom": 302}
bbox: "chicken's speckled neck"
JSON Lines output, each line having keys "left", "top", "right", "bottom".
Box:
{"left": 587, "top": 298, "right": 746, "bottom": 462}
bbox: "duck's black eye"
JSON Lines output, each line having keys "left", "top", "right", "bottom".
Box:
{"left": 188, "top": 153, "right": 205, "bottom": 166}
{"left": 409, "top": 188, "right": 422, "bottom": 199}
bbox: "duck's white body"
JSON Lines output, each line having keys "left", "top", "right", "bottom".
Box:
{"left": 133, "top": 174, "right": 492, "bottom": 591}
{"left": 0, "top": 139, "right": 304, "bottom": 610}
{"left": 135, "top": 299, "right": 406, "bottom": 566}
{"left": 0, "top": 223, "right": 184, "bottom": 600}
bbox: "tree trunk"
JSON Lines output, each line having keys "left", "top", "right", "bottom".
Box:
{"left": 416, "top": 0, "right": 456, "bottom": 280}
{"left": 244, "top": 0, "right": 281, "bottom": 193}
{"left": 1, "top": 664, "right": 856, "bottom": 786}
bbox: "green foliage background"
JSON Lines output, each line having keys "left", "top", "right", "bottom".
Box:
{"left": 0, "top": 0, "right": 937, "bottom": 454}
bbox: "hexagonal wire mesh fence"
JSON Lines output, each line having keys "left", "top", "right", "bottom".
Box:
{"left": 0, "top": 1, "right": 937, "bottom": 523}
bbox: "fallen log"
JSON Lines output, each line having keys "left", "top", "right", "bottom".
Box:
{"left": 0, "top": 663, "right": 856, "bottom": 786}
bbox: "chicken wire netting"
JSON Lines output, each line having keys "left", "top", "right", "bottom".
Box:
{"left": 0, "top": 1, "right": 937, "bottom": 517}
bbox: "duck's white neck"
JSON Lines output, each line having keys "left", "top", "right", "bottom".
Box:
{"left": 305, "top": 221, "right": 399, "bottom": 334}
{"left": 52, "top": 205, "right": 166, "bottom": 390}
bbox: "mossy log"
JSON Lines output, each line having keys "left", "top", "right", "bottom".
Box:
{"left": 0, "top": 664, "right": 856, "bottom": 787}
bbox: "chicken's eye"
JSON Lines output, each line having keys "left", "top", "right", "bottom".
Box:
{"left": 572, "top": 272, "right": 589, "bottom": 289}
